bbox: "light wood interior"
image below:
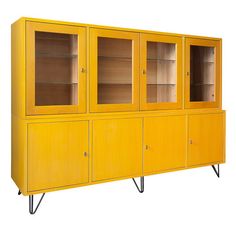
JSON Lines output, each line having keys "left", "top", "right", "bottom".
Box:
{"left": 190, "top": 46, "right": 215, "bottom": 102}
{"left": 146, "top": 42, "right": 176, "bottom": 103}
{"left": 98, "top": 37, "right": 133, "bottom": 104}
{"left": 35, "top": 32, "right": 78, "bottom": 106}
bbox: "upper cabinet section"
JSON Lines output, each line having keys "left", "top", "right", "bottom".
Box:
{"left": 12, "top": 18, "right": 223, "bottom": 117}
{"left": 140, "top": 34, "right": 183, "bottom": 110}
{"left": 89, "top": 28, "right": 139, "bottom": 112}
{"left": 185, "top": 38, "right": 221, "bottom": 109}
{"left": 26, "top": 22, "right": 86, "bottom": 115}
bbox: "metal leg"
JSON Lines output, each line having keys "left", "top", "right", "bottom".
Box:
{"left": 18, "top": 190, "right": 21, "bottom": 195}
{"left": 212, "top": 164, "right": 220, "bottom": 178}
{"left": 29, "top": 193, "right": 45, "bottom": 214}
{"left": 132, "top": 176, "right": 144, "bottom": 193}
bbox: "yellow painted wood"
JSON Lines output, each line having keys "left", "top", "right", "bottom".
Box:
{"left": 89, "top": 28, "right": 139, "bottom": 112}
{"left": 188, "top": 112, "right": 225, "bottom": 166}
{"left": 12, "top": 18, "right": 26, "bottom": 118}
{"left": 26, "top": 21, "right": 87, "bottom": 115}
{"left": 11, "top": 116, "right": 28, "bottom": 195}
{"left": 18, "top": 17, "right": 222, "bottom": 41}
{"left": 11, "top": 17, "right": 225, "bottom": 196}
{"left": 144, "top": 115, "right": 187, "bottom": 174}
{"left": 28, "top": 121, "right": 89, "bottom": 191}
{"left": 92, "top": 118, "right": 142, "bottom": 181}
{"left": 140, "top": 33, "right": 183, "bottom": 110}
{"left": 185, "top": 37, "right": 221, "bottom": 109}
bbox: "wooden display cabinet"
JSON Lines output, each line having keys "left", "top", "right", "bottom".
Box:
{"left": 12, "top": 17, "right": 225, "bottom": 214}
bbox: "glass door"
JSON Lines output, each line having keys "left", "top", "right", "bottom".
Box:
{"left": 26, "top": 22, "right": 86, "bottom": 115}
{"left": 185, "top": 38, "right": 221, "bottom": 108}
{"left": 90, "top": 28, "right": 139, "bottom": 112}
{"left": 140, "top": 34, "right": 183, "bottom": 110}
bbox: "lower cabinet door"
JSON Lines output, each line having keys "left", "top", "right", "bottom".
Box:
{"left": 92, "top": 118, "right": 142, "bottom": 181}
{"left": 28, "top": 121, "right": 89, "bottom": 192}
{"left": 144, "top": 116, "right": 187, "bottom": 174}
{"left": 188, "top": 113, "right": 225, "bottom": 166}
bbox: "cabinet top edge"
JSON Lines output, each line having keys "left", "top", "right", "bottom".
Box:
{"left": 13, "top": 17, "right": 222, "bottom": 41}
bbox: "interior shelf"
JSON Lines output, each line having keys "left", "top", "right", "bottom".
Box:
{"left": 98, "top": 84, "right": 132, "bottom": 104}
{"left": 36, "top": 52, "right": 78, "bottom": 58}
{"left": 147, "top": 83, "right": 176, "bottom": 86}
{"left": 191, "top": 83, "right": 214, "bottom": 86}
{"left": 36, "top": 81, "right": 78, "bottom": 85}
{"left": 147, "top": 58, "right": 176, "bottom": 62}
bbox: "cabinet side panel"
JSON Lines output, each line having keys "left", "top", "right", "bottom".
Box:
{"left": 11, "top": 19, "right": 27, "bottom": 194}
{"left": 12, "top": 19, "right": 26, "bottom": 117}
{"left": 11, "top": 116, "right": 27, "bottom": 195}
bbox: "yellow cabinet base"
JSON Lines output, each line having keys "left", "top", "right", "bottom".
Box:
{"left": 12, "top": 109, "right": 225, "bottom": 196}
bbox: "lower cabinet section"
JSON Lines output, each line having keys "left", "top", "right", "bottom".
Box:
{"left": 92, "top": 118, "right": 142, "bottom": 181}
{"left": 188, "top": 113, "right": 225, "bottom": 166}
{"left": 16, "top": 111, "right": 225, "bottom": 194}
{"left": 28, "top": 121, "right": 89, "bottom": 191}
{"left": 144, "top": 115, "right": 187, "bottom": 174}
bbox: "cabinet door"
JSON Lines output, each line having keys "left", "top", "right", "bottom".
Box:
{"left": 188, "top": 113, "right": 225, "bottom": 166}
{"left": 28, "top": 121, "right": 89, "bottom": 192}
{"left": 140, "top": 34, "right": 183, "bottom": 110}
{"left": 92, "top": 118, "right": 142, "bottom": 181}
{"left": 185, "top": 38, "right": 221, "bottom": 109}
{"left": 26, "top": 22, "right": 86, "bottom": 115}
{"left": 90, "top": 28, "right": 139, "bottom": 112}
{"left": 144, "top": 116, "right": 186, "bottom": 174}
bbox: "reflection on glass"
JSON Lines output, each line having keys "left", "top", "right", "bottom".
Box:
{"left": 35, "top": 32, "right": 78, "bottom": 106}
{"left": 190, "top": 46, "right": 215, "bottom": 102}
{"left": 146, "top": 42, "right": 176, "bottom": 103}
{"left": 98, "top": 37, "right": 132, "bottom": 104}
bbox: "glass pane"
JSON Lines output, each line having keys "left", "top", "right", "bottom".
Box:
{"left": 98, "top": 37, "right": 132, "bottom": 104}
{"left": 35, "top": 32, "right": 78, "bottom": 106}
{"left": 146, "top": 42, "right": 176, "bottom": 103}
{"left": 190, "top": 46, "right": 215, "bottom": 102}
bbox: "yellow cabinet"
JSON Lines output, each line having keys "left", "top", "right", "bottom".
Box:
{"left": 12, "top": 18, "right": 225, "bottom": 212}
{"left": 140, "top": 34, "right": 183, "bottom": 110}
{"left": 92, "top": 118, "right": 142, "bottom": 181}
{"left": 144, "top": 116, "right": 186, "bottom": 174}
{"left": 188, "top": 113, "right": 225, "bottom": 166}
{"left": 89, "top": 28, "right": 139, "bottom": 112}
{"left": 185, "top": 38, "right": 221, "bottom": 109}
{"left": 26, "top": 21, "right": 87, "bottom": 115}
{"left": 28, "top": 121, "right": 89, "bottom": 191}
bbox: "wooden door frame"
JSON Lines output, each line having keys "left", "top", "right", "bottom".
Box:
{"left": 26, "top": 21, "right": 87, "bottom": 115}
{"left": 89, "top": 28, "right": 139, "bottom": 112}
{"left": 184, "top": 37, "right": 222, "bottom": 109}
{"left": 140, "top": 33, "right": 183, "bottom": 110}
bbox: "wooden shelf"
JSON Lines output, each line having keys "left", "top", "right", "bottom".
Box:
{"left": 36, "top": 83, "right": 78, "bottom": 106}
{"left": 36, "top": 52, "right": 78, "bottom": 58}
{"left": 98, "top": 84, "right": 132, "bottom": 104}
{"left": 36, "top": 81, "right": 78, "bottom": 85}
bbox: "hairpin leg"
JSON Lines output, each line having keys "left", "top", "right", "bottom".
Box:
{"left": 212, "top": 164, "right": 220, "bottom": 178}
{"left": 29, "top": 193, "right": 45, "bottom": 214}
{"left": 132, "top": 176, "right": 144, "bottom": 193}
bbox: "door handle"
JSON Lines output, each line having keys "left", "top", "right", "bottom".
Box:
{"left": 81, "top": 67, "right": 86, "bottom": 73}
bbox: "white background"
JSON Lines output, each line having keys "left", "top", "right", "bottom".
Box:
{"left": 0, "top": 0, "right": 235, "bottom": 235}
